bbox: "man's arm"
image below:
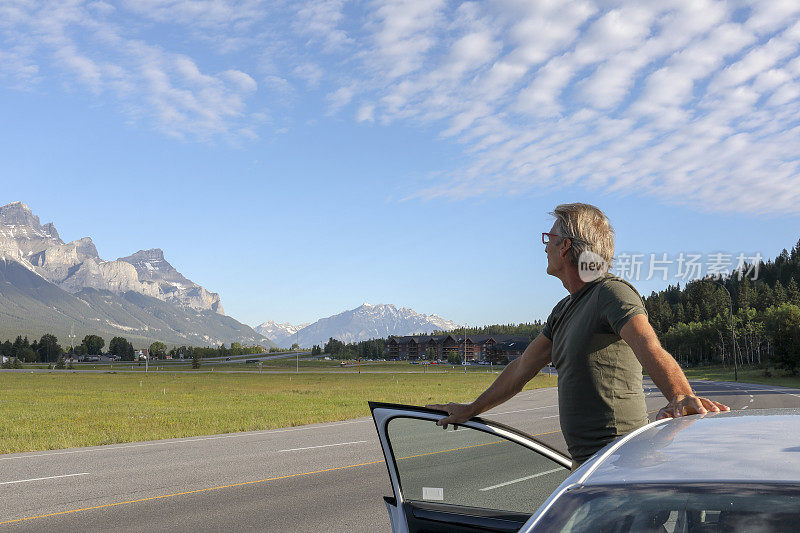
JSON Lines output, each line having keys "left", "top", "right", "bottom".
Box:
{"left": 620, "top": 314, "right": 730, "bottom": 418}
{"left": 426, "top": 333, "right": 553, "bottom": 428}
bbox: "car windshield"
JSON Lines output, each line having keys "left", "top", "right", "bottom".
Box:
{"left": 535, "top": 483, "right": 800, "bottom": 533}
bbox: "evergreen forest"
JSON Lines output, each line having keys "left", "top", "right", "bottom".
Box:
{"left": 645, "top": 238, "right": 800, "bottom": 374}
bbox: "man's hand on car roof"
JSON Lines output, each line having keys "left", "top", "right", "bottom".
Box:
{"left": 657, "top": 394, "right": 730, "bottom": 419}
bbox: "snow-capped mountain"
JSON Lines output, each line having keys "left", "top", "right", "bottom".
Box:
{"left": 254, "top": 321, "right": 310, "bottom": 342}
{"left": 261, "top": 303, "right": 458, "bottom": 347}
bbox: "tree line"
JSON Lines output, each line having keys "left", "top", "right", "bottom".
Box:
{"left": 644, "top": 237, "right": 800, "bottom": 374}
{"left": 432, "top": 322, "right": 544, "bottom": 339}
{"left": 163, "top": 343, "right": 268, "bottom": 359}
{"left": 322, "top": 337, "right": 385, "bottom": 359}
{"left": 0, "top": 333, "right": 269, "bottom": 365}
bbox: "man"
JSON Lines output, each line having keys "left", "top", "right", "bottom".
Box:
{"left": 428, "top": 203, "right": 729, "bottom": 468}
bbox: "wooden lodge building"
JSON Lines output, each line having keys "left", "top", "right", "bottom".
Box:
{"left": 385, "top": 334, "right": 531, "bottom": 363}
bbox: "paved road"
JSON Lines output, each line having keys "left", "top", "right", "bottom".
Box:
{"left": 2, "top": 379, "right": 799, "bottom": 532}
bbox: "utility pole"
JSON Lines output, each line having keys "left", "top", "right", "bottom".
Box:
{"left": 463, "top": 324, "right": 467, "bottom": 374}
{"left": 68, "top": 324, "right": 76, "bottom": 355}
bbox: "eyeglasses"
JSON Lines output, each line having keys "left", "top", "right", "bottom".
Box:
{"left": 542, "top": 232, "right": 561, "bottom": 244}
{"left": 543, "top": 232, "right": 583, "bottom": 245}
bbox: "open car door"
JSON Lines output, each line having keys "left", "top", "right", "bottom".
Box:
{"left": 370, "top": 402, "right": 572, "bottom": 533}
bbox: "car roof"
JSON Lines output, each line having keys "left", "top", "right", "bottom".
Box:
{"left": 580, "top": 408, "right": 800, "bottom": 485}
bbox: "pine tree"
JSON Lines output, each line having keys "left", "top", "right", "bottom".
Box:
{"left": 737, "top": 277, "right": 753, "bottom": 309}
{"left": 787, "top": 277, "right": 800, "bottom": 306}
{"left": 774, "top": 280, "right": 788, "bottom": 305}
{"left": 757, "top": 284, "right": 774, "bottom": 311}
{"left": 690, "top": 303, "right": 701, "bottom": 322}
{"left": 790, "top": 238, "right": 800, "bottom": 263}
{"left": 674, "top": 302, "right": 686, "bottom": 323}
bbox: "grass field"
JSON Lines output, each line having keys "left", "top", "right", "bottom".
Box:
{"left": 0, "top": 371, "right": 557, "bottom": 454}
{"left": 683, "top": 366, "right": 800, "bottom": 389}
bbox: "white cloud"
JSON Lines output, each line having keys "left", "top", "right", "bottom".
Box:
{"left": 4, "top": 0, "right": 800, "bottom": 214}
{"left": 0, "top": 48, "right": 40, "bottom": 87}
{"left": 365, "top": 0, "right": 446, "bottom": 79}
{"left": 339, "top": 0, "right": 800, "bottom": 214}
{"left": 326, "top": 84, "right": 355, "bottom": 114}
{"left": 294, "top": 0, "right": 351, "bottom": 51}
{"left": 120, "top": 0, "right": 267, "bottom": 29}
{"left": 223, "top": 69, "right": 257, "bottom": 92}
{"left": 292, "top": 62, "right": 323, "bottom": 88}
{"left": 356, "top": 103, "right": 374, "bottom": 122}
{"left": 0, "top": 0, "right": 262, "bottom": 140}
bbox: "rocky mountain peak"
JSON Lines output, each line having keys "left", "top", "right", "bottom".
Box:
{"left": 0, "top": 202, "right": 64, "bottom": 250}
{"left": 0, "top": 201, "right": 41, "bottom": 227}
{"left": 124, "top": 248, "right": 165, "bottom": 262}
{"left": 74, "top": 237, "right": 99, "bottom": 258}
{"left": 117, "top": 248, "right": 224, "bottom": 315}
{"left": 0, "top": 203, "right": 225, "bottom": 316}
{"left": 118, "top": 248, "right": 185, "bottom": 283}
{"left": 42, "top": 222, "right": 60, "bottom": 242}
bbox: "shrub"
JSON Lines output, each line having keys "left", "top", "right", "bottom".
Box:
{"left": 446, "top": 351, "right": 462, "bottom": 365}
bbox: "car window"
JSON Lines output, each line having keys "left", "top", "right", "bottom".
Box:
{"left": 534, "top": 484, "right": 800, "bottom": 533}
{"left": 386, "top": 416, "right": 570, "bottom": 514}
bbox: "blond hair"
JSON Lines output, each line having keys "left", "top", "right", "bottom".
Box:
{"left": 549, "top": 203, "right": 615, "bottom": 267}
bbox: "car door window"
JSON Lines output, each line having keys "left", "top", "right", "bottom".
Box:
{"left": 387, "top": 416, "right": 570, "bottom": 514}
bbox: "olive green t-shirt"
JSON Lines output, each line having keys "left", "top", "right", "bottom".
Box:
{"left": 541, "top": 273, "right": 649, "bottom": 463}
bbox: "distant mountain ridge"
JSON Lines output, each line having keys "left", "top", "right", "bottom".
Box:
{"left": 0, "top": 201, "right": 272, "bottom": 348}
{"left": 259, "top": 303, "right": 457, "bottom": 347}
{"left": 254, "top": 321, "right": 310, "bottom": 342}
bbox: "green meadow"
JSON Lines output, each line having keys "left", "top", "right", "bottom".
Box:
{"left": 0, "top": 371, "right": 557, "bottom": 454}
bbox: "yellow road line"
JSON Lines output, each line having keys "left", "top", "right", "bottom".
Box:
{"left": 0, "top": 460, "right": 385, "bottom": 526}
{"left": 0, "top": 428, "right": 565, "bottom": 526}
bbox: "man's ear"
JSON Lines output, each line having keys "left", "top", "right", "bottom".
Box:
{"left": 560, "top": 237, "right": 571, "bottom": 258}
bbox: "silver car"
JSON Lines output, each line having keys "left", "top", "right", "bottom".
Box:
{"left": 370, "top": 403, "right": 800, "bottom": 532}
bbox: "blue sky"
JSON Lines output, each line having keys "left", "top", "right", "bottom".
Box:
{"left": 2, "top": 1, "right": 800, "bottom": 329}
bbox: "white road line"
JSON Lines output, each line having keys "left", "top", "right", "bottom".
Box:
{"left": 0, "top": 419, "right": 370, "bottom": 461}
{"left": 479, "top": 468, "right": 563, "bottom": 491}
{"left": 688, "top": 388, "right": 800, "bottom": 397}
{"left": 277, "top": 440, "right": 369, "bottom": 452}
{"left": 0, "top": 473, "right": 89, "bottom": 486}
{"left": 721, "top": 385, "right": 800, "bottom": 399}
{"left": 542, "top": 415, "right": 560, "bottom": 419}
{"left": 687, "top": 389, "right": 761, "bottom": 394}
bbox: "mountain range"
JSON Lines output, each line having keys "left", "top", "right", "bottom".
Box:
{"left": 255, "top": 303, "right": 457, "bottom": 347}
{"left": 0, "top": 201, "right": 273, "bottom": 348}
